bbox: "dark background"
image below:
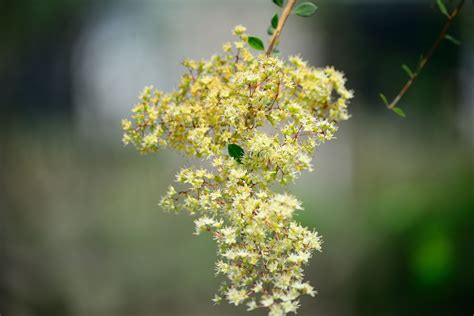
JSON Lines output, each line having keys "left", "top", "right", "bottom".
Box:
{"left": 1, "top": 0, "right": 473, "bottom": 315}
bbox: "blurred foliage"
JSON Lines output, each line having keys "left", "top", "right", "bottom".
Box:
{"left": 1, "top": 1, "right": 473, "bottom": 316}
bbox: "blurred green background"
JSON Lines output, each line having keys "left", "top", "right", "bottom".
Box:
{"left": 1, "top": 0, "right": 473, "bottom": 315}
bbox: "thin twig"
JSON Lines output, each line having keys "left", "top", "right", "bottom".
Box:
{"left": 386, "top": 0, "right": 465, "bottom": 110}
{"left": 266, "top": 0, "right": 297, "bottom": 56}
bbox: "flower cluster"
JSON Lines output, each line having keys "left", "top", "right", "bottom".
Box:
{"left": 122, "top": 26, "right": 352, "bottom": 315}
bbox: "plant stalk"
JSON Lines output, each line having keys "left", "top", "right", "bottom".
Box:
{"left": 266, "top": 0, "right": 297, "bottom": 56}
{"left": 387, "top": 0, "right": 465, "bottom": 109}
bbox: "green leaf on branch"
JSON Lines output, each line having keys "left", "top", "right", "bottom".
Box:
{"left": 393, "top": 107, "right": 406, "bottom": 118}
{"left": 273, "top": 48, "right": 281, "bottom": 56}
{"left": 436, "top": 0, "right": 450, "bottom": 18}
{"left": 228, "top": 144, "right": 245, "bottom": 163}
{"left": 248, "top": 36, "right": 265, "bottom": 51}
{"left": 271, "top": 14, "right": 279, "bottom": 29}
{"left": 445, "top": 34, "right": 460, "bottom": 45}
{"left": 401, "top": 64, "right": 414, "bottom": 78}
{"left": 267, "top": 26, "right": 275, "bottom": 35}
{"left": 379, "top": 93, "right": 389, "bottom": 106}
{"left": 294, "top": 2, "right": 318, "bottom": 17}
{"left": 272, "top": 0, "right": 284, "bottom": 8}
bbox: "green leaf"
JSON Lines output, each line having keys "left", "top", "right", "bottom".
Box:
{"left": 271, "top": 14, "right": 279, "bottom": 29}
{"left": 393, "top": 107, "right": 406, "bottom": 118}
{"left": 436, "top": 0, "right": 450, "bottom": 18}
{"left": 267, "top": 25, "right": 275, "bottom": 36}
{"left": 401, "top": 64, "right": 414, "bottom": 78}
{"left": 272, "top": 0, "right": 284, "bottom": 8}
{"left": 228, "top": 144, "right": 245, "bottom": 163}
{"left": 379, "top": 93, "right": 389, "bottom": 106}
{"left": 248, "top": 36, "right": 265, "bottom": 51}
{"left": 273, "top": 48, "right": 280, "bottom": 55}
{"left": 445, "top": 34, "right": 460, "bottom": 45}
{"left": 294, "top": 2, "right": 318, "bottom": 17}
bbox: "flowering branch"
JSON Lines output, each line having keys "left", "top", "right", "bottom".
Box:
{"left": 266, "top": 0, "right": 297, "bottom": 55}
{"left": 122, "top": 25, "right": 352, "bottom": 314}
{"left": 122, "top": 2, "right": 346, "bottom": 314}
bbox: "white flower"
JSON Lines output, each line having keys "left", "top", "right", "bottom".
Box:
{"left": 226, "top": 288, "right": 248, "bottom": 306}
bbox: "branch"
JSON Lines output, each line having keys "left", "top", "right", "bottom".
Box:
{"left": 385, "top": 0, "right": 465, "bottom": 110}
{"left": 266, "top": 0, "right": 297, "bottom": 56}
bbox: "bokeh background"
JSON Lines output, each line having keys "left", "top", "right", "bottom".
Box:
{"left": 1, "top": 0, "right": 473, "bottom": 315}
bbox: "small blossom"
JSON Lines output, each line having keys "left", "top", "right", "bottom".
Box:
{"left": 233, "top": 25, "right": 247, "bottom": 36}
{"left": 194, "top": 217, "right": 221, "bottom": 235}
{"left": 212, "top": 294, "right": 222, "bottom": 305}
{"left": 246, "top": 300, "right": 258, "bottom": 311}
{"left": 261, "top": 295, "right": 274, "bottom": 307}
{"left": 226, "top": 288, "right": 248, "bottom": 306}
